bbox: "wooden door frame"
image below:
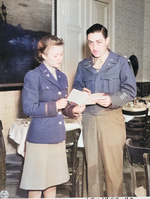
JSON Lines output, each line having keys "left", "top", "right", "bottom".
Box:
{"left": 93, "top": 0, "right": 115, "bottom": 51}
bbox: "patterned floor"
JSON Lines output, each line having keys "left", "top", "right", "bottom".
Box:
{"left": 4, "top": 152, "right": 146, "bottom": 198}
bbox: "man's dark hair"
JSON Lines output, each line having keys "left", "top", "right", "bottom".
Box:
{"left": 86, "top": 23, "right": 108, "bottom": 39}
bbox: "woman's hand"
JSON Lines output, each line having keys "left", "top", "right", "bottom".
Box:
{"left": 56, "top": 98, "right": 68, "bottom": 110}
{"left": 96, "top": 94, "right": 112, "bottom": 107}
{"left": 82, "top": 87, "right": 91, "bottom": 95}
{"left": 72, "top": 104, "right": 85, "bottom": 118}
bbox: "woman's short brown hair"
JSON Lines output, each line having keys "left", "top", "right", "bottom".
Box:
{"left": 35, "top": 34, "right": 64, "bottom": 63}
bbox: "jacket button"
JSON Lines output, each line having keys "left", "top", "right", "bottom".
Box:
{"left": 58, "top": 111, "right": 62, "bottom": 115}
{"left": 59, "top": 121, "right": 62, "bottom": 125}
{"left": 58, "top": 91, "right": 62, "bottom": 95}
{"left": 46, "top": 87, "right": 49, "bottom": 89}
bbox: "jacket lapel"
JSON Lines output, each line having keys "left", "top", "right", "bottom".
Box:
{"left": 56, "top": 69, "right": 65, "bottom": 90}
{"left": 85, "top": 51, "right": 118, "bottom": 73}
{"left": 39, "top": 63, "right": 62, "bottom": 89}
{"left": 100, "top": 51, "right": 118, "bottom": 72}
{"left": 84, "top": 56, "right": 97, "bottom": 74}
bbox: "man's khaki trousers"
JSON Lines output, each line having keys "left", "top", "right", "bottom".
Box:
{"left": 82, "top": 108, "right": 126, "bottom": 197}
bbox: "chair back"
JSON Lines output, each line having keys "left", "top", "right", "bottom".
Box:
{"left": 0, "top": 120, "right": 6, "bottom": 191}
{"left": 58, "top": 128, "right": 81, "bottom": 197}
{"left": 123, "top": 108, "right": 148, "bottom": 116}
{"left": 143, "top": 153, "right": 150, "bottom": 196}
{"left": 126, "top": 138, "right": 150, "bottom": 196}
{"left": 126, "top": 138, "right": 150, "bottom": 166}
{"left": 0, "top": 120, "right": 6, "bottom": 155}
{"left": 66, "top": 128, "right": 81, "bottom": 173}
{"left": 123, "top": 108, "right": 149, "bottom": 146}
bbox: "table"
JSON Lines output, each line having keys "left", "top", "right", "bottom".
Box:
{"left": 122, "top": 101, "right": 150, "bottom": 122}
{"left": 10, "top": 106, "right": 147, "bottom": 157}
{"left": 9, "top": 118, "right": 83, "bottom": 157}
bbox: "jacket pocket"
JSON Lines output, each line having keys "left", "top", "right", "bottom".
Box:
{"left": 83, "top": 75, "right": 95, "bottom": 91}
{"left": 40, "top": 83, "right": 54, "bottom": 91}
{"left": 39, "top": 83, "right": 56, "bottom": 101}
{"left": 101, "top": 73, "right": 120, "bottom": 93}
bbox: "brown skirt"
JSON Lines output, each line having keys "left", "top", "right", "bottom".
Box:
{"left": 20, "top": 140, "right": 69, "bottom": 190}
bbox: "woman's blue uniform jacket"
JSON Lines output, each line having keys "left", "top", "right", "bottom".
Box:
{"left": 73, "top": 51, "right": 137, "bottom": 115}
{"left": 22, "top": 63, "right": 74, "bottom": 144}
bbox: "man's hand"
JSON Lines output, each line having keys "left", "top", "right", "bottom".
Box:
{"left": 96, "top": 94, "right": 112, "bottom": 107}
{"left": 82, "top": 87, "right": 91, "bottom": 95}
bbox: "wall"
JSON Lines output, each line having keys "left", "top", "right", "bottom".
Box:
{"left": 115, "top": 0, "right": 145, "bottom": 81}
{"left": 143, "top": 0, "right": 150, "bottom": 81}
{"left": 0, "top": 91, "right": 25, "bottom": 153}
{"left": 0, "top": 0, "right": 53, "bottom": 154}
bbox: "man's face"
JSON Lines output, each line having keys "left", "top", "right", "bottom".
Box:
{"left": 87, "top": 31, "right": 109, "bottom": 58}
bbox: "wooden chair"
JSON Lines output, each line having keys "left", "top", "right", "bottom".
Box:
{"left": 0, "top": 120, "right": 24, "bottom": 192}
{"left": 123, "top": 108, "right": 149, "bottom": 146}
{"left": 143, "top": 153, "right": 150, "bottom": 196}
{"left": 126, "top": 138, "right": 150, "bottom": 196}
{"left": 57, "top": 128, "right": 82, "bottom": 197}
{"left": 0, "top": 120, "right": 6, "bottom": 191}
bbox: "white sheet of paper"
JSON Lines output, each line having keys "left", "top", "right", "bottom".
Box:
{"left": 84, "top": 93, "right": 104, "bottom": 105}
{"left": 67, "top": 89, "right": 103, "bottom": 105}
{"left": 67, "top": 89, "right": 89, "bottom": 105}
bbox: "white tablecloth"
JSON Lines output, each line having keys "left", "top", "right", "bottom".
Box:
{"left": 123, "top": 115, "right": 135, "bottom": 122}
{"left": 9, "top": 118, "right": 83, "bottom": 157}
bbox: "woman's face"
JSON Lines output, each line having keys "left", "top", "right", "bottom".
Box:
{"left": 42, "top": 45, "right": 63, "bottom": 69}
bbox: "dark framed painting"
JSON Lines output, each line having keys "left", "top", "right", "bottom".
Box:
{"left": 0, "top": 0, "right": 57, "bottom": 91}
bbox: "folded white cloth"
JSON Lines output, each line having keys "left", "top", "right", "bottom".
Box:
{"left": 135, "top": 186, "right": 146, "bottom": 197}
{"left": 123, "top": 115, "right": 135, "bottom": 122}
